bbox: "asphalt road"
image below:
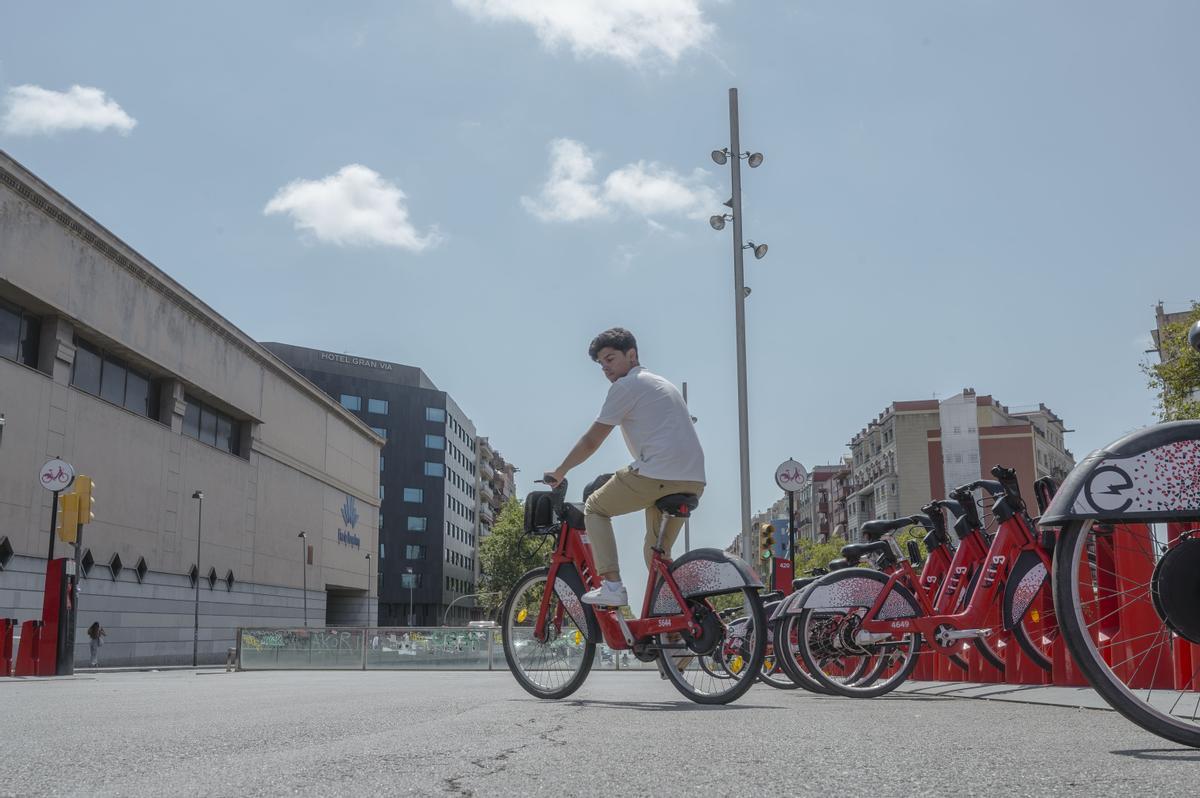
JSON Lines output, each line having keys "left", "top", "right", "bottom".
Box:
{"left": 1, "top": 670, "right": 1197, "bottom": 797}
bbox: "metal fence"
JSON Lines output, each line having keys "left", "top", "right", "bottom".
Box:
{"left": 236, "top": 627, "right": 658, "bottom": 671}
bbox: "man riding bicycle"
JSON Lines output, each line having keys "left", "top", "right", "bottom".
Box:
{"left": 543, "top": 328, "right": 705, "bottom": 607}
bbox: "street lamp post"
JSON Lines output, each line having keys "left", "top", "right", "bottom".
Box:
{"left": 364, "top": 553, "right": 372, "bottom": 626}
{"left": 405, "top": 566, "right": 414, "bottom": 627}
{"left": 710, "top": 87, "right": 768, "bottom": 565}
{"left": 297, "top": 531, "right": 308, "bottom": 627}
{"left": 191, "top": 490, "right": 203, "bottom": 668}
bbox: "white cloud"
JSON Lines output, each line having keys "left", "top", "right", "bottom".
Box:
{"left": 523, "top": 138, "right": 718, "bottom": 223}
{"left": 264, "top": 164, "right": 441, "bottom": 251}
{"left": 1, "top": 84, "right": 137, "bottom": 136}
{"left": 520, "top": 138, "right": 609, "bottom": 222}
{"left": 453, "top": 0, "right": 714, "bottom": 67}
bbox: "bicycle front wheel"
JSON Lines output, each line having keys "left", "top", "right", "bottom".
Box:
{"left": 1054, "top": 519, "right": 1200, "bottom": 747}
{"left": 502, "top": 567, "right": 594, "bottom": 700}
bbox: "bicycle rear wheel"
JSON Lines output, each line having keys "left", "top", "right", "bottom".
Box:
{"left": 659, "top": 588, "right": 766, "bottom": 705}
{"left": 1054, "top": 519, "right": 1200, "bottom": 747}
{"left": 797, "top": 607, "right": 922, "bottom": 698}
{"left": 502, "top": 567, "right": 594, "bottom": 700}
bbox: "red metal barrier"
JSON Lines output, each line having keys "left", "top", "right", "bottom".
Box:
{"left": 13, "top": 620, "right": 43, "bottom": 676}
{"left": 1, "top": 618, "right": 15, "bottom": 676}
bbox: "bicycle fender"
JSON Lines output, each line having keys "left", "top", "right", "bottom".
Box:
{"left": 1040, "top": 420, "right": 1200, "bottom": 525}
{"left": 1001, "top": 550, "right": 1047, "bottom": 631}
{"left": 552, "top": 564, "right": 601, "bottom": 643}
{"left": 649, "top": 548, "right": 763, "bottom": 615}
{"left": 797, "top": 568, "right": 920, "bottom": 620}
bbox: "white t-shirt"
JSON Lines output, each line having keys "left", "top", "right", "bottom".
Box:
{"left": 596, "top": 366, "right": 706, "bottom": 483}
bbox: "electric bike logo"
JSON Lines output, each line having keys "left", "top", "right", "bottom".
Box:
{"left": 982, "top": 555, "right": 1006, "bottom": 589}
{"left": 1083, "top": 465, "right": 1134, "bottom": 514}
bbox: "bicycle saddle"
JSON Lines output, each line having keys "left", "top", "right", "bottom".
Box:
{"left": 655, "top": 493, "right": 699, "bottom": 517}
{"left": 860, "top": 517, "right": 912, "bottom": 540}
{"left": 841, "top": 540, "right": 889, "bottom": 562}
{"left": 792, "top": 575, "right": 821, "bottom": 591}
{"left": 826, "top": 558, "right": 852, "bottom": 571}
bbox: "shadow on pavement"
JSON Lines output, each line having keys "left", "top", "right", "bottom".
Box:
{"left": 1110, "top": 748, "right": 1200, "bottom": 762}
{"left": 555, "top": 698, "right": 785, "bottom": 712}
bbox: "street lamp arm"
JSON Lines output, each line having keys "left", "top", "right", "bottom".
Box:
{"left": 442, "top": 592, "right": 502, "bottom": 627}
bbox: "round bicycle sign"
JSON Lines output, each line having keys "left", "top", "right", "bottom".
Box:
{"left": 39, "top": 459, "right": 75, "bottom": 492}
{"left": 775, "top": 459, "right": 807, "bottom": 493}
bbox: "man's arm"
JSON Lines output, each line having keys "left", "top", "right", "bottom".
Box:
{"left": 544, "top": 422, "right": 614, "bottom": 486}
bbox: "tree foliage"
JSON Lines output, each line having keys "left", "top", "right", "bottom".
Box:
{"left": 478, "top": 496, "right": 549, "bottom": 616}
{"left": 1142, "top": 304, "right": 1200, "bottom": 421}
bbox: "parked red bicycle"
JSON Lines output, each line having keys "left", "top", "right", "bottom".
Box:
{"left": 501, "top": 478, "right": 767, "bottom": 704}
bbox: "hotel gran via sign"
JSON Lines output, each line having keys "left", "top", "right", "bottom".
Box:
{"left": 319, "top": 351, "right": 393, "bottom": 371}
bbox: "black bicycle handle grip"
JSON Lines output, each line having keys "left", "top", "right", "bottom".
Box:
{"left": 971, "top": 479, "right": 1005, "bottom": 498}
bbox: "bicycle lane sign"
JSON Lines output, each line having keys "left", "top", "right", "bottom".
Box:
{"left": 40, "top": 459, "right": 76, "bottom": 492}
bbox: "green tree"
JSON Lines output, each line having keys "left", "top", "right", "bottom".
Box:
{"left": 1142, "top": 304, "right": 1200, "bottom": 421}
{"left": 794, "top": 536, "right": 849, "bottom": 576}
{"left": 478, "top": 496, "right": 548, "bottom": 616}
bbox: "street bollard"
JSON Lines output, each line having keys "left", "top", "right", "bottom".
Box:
{"left": 1, "top": 618, "right": 15, "bottom": 677}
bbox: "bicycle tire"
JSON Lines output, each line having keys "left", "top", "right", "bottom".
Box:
{"left": 659, "top": 588, "right": 767, "bottom": 705}
{"left": 1054, "top": 519, "right": 1200, "bottom": 748}
{"left": 502, "top": 567, "right": 595, "bottom": 700}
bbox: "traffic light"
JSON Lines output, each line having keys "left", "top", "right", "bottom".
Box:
{"left": 57, "top": 492, "right": 79, "bottom": 543}
{"left": 759, "top": 523, "right": 775, "bottom": 560}
{"left": 75, "top": 476, "right": 95, "bottom": 526}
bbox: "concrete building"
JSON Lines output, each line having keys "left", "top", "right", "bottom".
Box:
{"left": 0, "top": 151, "right": 381, "bottom": 665}
{"left": 793, "top": 462, "right": 852, "bottom": 542}
{"left": 261, "top": 343, "right": 482, "bottom": 627}
{"left": 846, "top": 391, "right": 1074, "bottom": 540}
{"left": 477, "top": 436, "right": 517, "bottom": 540}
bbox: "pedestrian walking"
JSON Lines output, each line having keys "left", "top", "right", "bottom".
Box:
{"left": 87, "top": 621, "right": 106, "bottom": 667}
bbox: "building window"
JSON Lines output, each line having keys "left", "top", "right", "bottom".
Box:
{"left": 181, "top": 395, "right": 241, "bottom": 455}
{"left": 425, "top": 434, "right": 445, "bottom": 450}
{"left": 424, "top": 462, "right": 444, "bottom": 477}
{"left": 405, "top": 544, "right": 425, "bottom": 560}
{"left": 368, "top": 398, "right": 389, "bottom": 415}
{"left": 404, "top": 488, "right": 423, "bottom": 503}
{"left": 379, "top": 543, "right": 385, "bottom": 559}
{"left": 371, "top": 426, "right": 387, "bottom": 438}
{"left": 379, "top": 485, "right": 385, "bottom": 499}
{"left": 379, "top": 455, "right": 384, "bottom": 472}
{"left": 340, "top": 394, "right": 361, "bottom": 411}
{"left": 407, "top": 517, "right": 427, "bottom": 532}
{"left": 400, "top": 572, "right": 421, "bottom": 589}
{"left": 426, "top": 407, "right": 445, "bottom": 423}
{"left": 71, "top": 338, "right": 159, "bottom": 420}
{"left": 0, "top": 298, "right": 40, "bottom": 367}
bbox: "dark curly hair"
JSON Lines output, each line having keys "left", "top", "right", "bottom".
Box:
{"left": 588, "top": 328, "right": 638, "bottom": 362}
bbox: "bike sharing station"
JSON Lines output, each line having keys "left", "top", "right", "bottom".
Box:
{"left": 2, "top": 459, "right": 95, "bottom": 677}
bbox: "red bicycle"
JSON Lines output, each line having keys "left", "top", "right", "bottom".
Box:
{"left": 790, "top": 466, "right": 1058, "bottom": 697}
{"left": 501, "top": 478, "right": 768, "bottom": 704}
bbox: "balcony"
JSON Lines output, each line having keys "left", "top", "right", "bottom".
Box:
{"left": 480, "top": 502, "right": 495, "bottom": 524}
{"left": 480, "top": 480, "right": 495, "bottom": 501}
{"left": 480, "top": 459, "right": 495, "bottom": 479}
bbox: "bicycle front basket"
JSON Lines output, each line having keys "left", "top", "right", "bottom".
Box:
{"left": 524, "top": 490, "right": 556, "bottom": 534}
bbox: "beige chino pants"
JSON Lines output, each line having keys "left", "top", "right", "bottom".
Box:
{"left": 583, "top": 467, "right": 705, "bottom": 578}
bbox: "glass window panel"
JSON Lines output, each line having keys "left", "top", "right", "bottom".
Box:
{"left": 0, "top": 303, "right": 19, "bottom": 361}
{"left": 216, "top": 415, "right": 234, "bottom": 452}
{"left": 379, "top": 485, "right": 385, "bottom": 499}
{"left": 425, "top": 407, "right": 445, "bottom": 423}
{"left": 124, "top": 370, "right": 150, "bottom": 416}
{"left": 425, "top": 435, "right": 444, "bottom": 450}
{"left": 99, "top": 358, "right": 127, "bottom": 405}
{"left": 340, "top": 394, "right": 361, "bottom": 411}
{"left": 72, "top": 342, "right": 102, "bottom": 395}
{"left": 199, "top": 407, "right": 218, "bottom": 446}
{"left": 17, "top": 313, "right": 40, "bottom": 366}
{"left": 368, "top": 398, "right": 389, "bottom": 414}
{"left": 371, "top": 426, "right": 387, "bottom": 438}
{"left": 407, "top": 517, "right": 426, "bottom": 532}
{"left": 404, "top": 488, "right": 423, "bottom": 503}
{"left": 424, "top": 462, "right": 444, "bottom": 477}
{"left": 182, "top": 398, "right": 201, "bottom": 439}
{"left": 379, "top": 455, "right": 384, "bottom": 472}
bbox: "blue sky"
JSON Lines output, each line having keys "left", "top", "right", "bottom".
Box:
{"left": 2, "top": 2, "right": 1196, "bottom": 603}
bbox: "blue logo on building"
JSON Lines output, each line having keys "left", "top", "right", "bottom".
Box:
{"left": 338, "top": 495, "right": 361, "bottom": 548}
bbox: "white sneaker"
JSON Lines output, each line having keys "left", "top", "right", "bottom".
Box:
{"left": 581, "top": 583, "right": 628, "bottom": 606}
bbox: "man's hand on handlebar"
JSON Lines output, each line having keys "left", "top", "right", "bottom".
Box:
{"left": 542, "top": 470, "right": 565, "bottom": 488}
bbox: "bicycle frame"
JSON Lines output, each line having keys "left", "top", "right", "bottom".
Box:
{"left": 532, "top": 519, "right": 704, "bottom": 649}
{"left": 859, "top": 510, "right": 1050, "bottom": 648}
